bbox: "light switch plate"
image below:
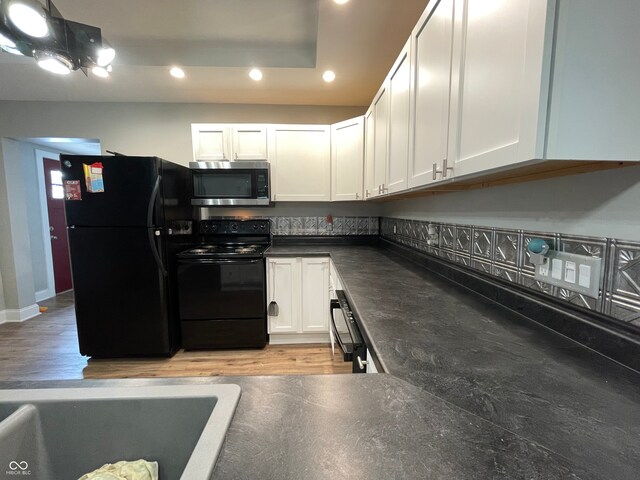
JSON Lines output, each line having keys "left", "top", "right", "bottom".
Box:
{"left": 534, "top": 251, "right": 601, "bottom": 298}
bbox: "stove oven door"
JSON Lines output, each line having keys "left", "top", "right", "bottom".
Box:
{"left": 177, "top": 257, "right": 267, "bottom": 348}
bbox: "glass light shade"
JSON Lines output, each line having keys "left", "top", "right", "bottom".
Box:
{"left": 92, "top": 66, "right": 109, "bottom": 77}
{"left": 0, "top": 32, "right": 17, "bottom": 48}
{"left": 8, "top": 1, "right": 49, "bottom": 38}
{"left": 96, "top": 46, "right": 115, "bottom": 67}
{"left": 34, "top": 50, "right": 73, "bottom": 75}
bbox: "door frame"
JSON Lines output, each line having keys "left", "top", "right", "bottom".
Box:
{"left": 35, "top": 149, "right": 59, "bottom": 301}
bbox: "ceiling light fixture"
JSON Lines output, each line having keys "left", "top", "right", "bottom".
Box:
{"left": 34, "top": 49, "right": 72, "bottom": 74}
{"left": 249, "top": 68, "right": 263, "bottom": 81}
{"left": 0, "top": 0, "right": 116, "bottom": 76}
{"left": 92, "top": 65, "right": 109, "bottom": 78}
{"left": 0, "top": 31, "right": 23, "bottom": 55}
{"left": 322, "top": 70, "right": 336, "bottom": 82}
{"left": 96, "top": 45, "right": 115, "bottom": 67}
{"left": 333, "top": 0, "right": 350, "bottom": 4}
{"left": 170, "top": 66, "right": 185, "bottom": 78}
{"left": 7, "top": 0, "right": 49, "bottom": 38}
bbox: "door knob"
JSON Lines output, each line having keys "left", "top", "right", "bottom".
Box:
{"left": 49, "top": 226, "right": 54, "bottom": 232}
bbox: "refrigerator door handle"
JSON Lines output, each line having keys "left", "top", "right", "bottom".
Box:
{"left": 149, "top": 228, "right": 167, "bottom": 276}
{"left": 147, "top": 175, "right": 161, "bottom": 228}
{"left": 146, "top": 175, "right": 166, "bottom": 276}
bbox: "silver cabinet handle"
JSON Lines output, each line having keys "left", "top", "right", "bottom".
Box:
{"left": 442, "top": 158, "right": 453, "bottom": 178}
{"left": 365, "top": 189, "right": 370, "bottom": 198}
{"left": 378, "top": 184, "right": 382, "bottom": 194}
{"left": 432, "top": 163, "right": 442, "bottom": 180}
{"left": 381, "top": 184, "right": 388, "bottom": 193}
{"left": 357, "top": 356, "right": 368, "bottom": 371}
{"left": 355, "top": 192, "right": 360, "bottom": 200}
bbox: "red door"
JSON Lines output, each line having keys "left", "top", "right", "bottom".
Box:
{"left": 43, "top": 158, "right": 73, "bottom": 293}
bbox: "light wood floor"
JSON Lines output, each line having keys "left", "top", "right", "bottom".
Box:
{"left": 0, "top": 292, "right": 352, "bottom": 381}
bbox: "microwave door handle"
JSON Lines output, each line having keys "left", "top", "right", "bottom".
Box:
{"left": 330, "top": 299, "right": 350, "bottom": 360}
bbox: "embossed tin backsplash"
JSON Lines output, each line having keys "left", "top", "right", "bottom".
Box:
{"left": 205, "top": 216, "right": 379, "bottom": 236}
{"left": 380, "top": 217, "right": 640, "bottom": 327}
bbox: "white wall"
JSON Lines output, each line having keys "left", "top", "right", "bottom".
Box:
{"left": 0, "top": 100, "right": 368, "bottom": 309}
{"left": 0, "top": 138, "right": 37, "bottom": 310}
{"left": 381, "top": 166, "right": 640, "bottom": 241}
{"left": 0, "top": 101, "right": 366, "bottom": 167}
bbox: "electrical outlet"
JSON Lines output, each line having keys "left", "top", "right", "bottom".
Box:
{"left": 427, "top": 224, "right": 438, "bottom": 246}
{"left": 533, "top": 250, "right": 601, "bottom": 298}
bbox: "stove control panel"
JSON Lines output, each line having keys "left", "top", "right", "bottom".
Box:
{"left": 199, "top": 219, "right": 270, "bottom": 235}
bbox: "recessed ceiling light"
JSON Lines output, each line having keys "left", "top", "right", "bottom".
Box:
{"left": 249, "top": 68, "right": 263, "bottom": 81}
{"left": 169, "top": 66, "right": 185, "bottom": 79}
{"left": 92, "top": 66, "right": 109, "bottom": 78}
{"left": 333, "top": 0, "right": 349, "bottom": 4}
{"left": 322, "top": 70, "right": 336, "bottom": 83}
{"left": 34, "top": 50, "right": 72, "bottom": 75}
{"left": 8, "top": 1, "right": 49, "bottom": 38}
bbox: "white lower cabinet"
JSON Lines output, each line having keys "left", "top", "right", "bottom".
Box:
{"left": 267, "top": 257, "right": 330, "bottom": 344}
{"left": 366, "top": 349, "right": 379, "bottom": 374}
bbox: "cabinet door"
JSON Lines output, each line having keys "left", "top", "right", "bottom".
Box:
{"left": 409, "top": 0, "right": 455, "bottom": 188}
{"left": 267, "top": 258, "right": 300, "bottom": 333}
{"left": 231, "top": 125, "right": 268, "bottom": 160}
{"left": 372, "top": 83, "right": 389, "bottom": 197}
{"left": 331, "top": 116, "right": 364, "bottom": 201}
{"left": 269, "top": 125, "right": 331, "bottom": 201}
{"left": 191, "top": 124, "right": 231, "bottom": 161}
{"left": 386, "top": 40, "right": 411, "bottom": 194}
{"left": 301, "top": 258, "right": 330, "bottom": 333}
{"left": 363, "top": 106, "right": 376, "bottom": 200}
{"left": 448, "top": 0, "right": 552, "bottom": 177}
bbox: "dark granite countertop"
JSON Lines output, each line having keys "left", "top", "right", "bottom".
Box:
{"left": 265, "top": 244, "right": 640, "bottom": 480}
{"left": 2, "top": 244, "right": 639, "bottom": 479}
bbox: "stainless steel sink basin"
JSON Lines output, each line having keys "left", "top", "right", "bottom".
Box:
{"left": 0, "top": 384, "right": 241, "bottom": 480}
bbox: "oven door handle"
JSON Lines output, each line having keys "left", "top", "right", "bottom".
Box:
{"left": 178, "top": 258, "right": 262, "bottom": 265}
{"left": 330, "top": 299, "right": 351, "bottom": 360}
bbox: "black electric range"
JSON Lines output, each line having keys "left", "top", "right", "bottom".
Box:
{"left": 177, "top": 219, "right": 270, "bottom": 349}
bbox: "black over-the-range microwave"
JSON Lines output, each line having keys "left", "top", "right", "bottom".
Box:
{"left": 189, "top": 161, "right": 270, "bottom": 206}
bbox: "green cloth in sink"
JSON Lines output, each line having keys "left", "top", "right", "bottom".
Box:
{"left": 78, "top": 459, "right": 158, "bottom": 480}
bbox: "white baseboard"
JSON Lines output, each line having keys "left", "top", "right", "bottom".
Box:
{"left": 269, "top": 333, "right": 330, "bottom": 345}
{"left": 0, "top": 304, "right": 41, "bottom": 324}
{"left": 35, "top": 289, "right": 54, "bottom": 302}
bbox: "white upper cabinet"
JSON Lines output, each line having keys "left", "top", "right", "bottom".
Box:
{"left": 386, "top": 39, "right": 412, "bottom": 194}
{"left": 545, "top": 0, "right": 640, "bottom": 160}
{"left": 371, "top": 83, "right": 389, "bottom": 198}
{"left": 231, "top": 125, "right": 268, "bottom": 160}
{"left": 409, "top": 0, "right": 455, "bottom": 188}
{"left": 192, "top": 124, "right": 268, "bottom": 162}
{"left": 363, "top": 106, "right": 376, "bottom": 200}
{"left": 331, "top": 116, "right": 364, "bottom": 201}
{"left": 191, "top": 124, "right": 230, "bottom": 161}
{"left": 448, "top": 0, "right": 553, "bottom": 178}
{"left": 268, "top": 125, "right": 331, "bottom": 202}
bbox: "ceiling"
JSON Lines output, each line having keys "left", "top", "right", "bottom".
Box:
{"left": 0, "top": 0, "right": 429, "bottom": 106}
{"left": 22, "top": 137, "right": 101, "bottom": 155}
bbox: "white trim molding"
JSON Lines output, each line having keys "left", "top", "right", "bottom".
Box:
{"left": 35, "top": 148, "right": 59, "bottom": 302}
{"left": 0, "top": 304, "right": 41, "bottom": 324}
{"left": 269, "top": 333, "right": 330, "bottom": 345}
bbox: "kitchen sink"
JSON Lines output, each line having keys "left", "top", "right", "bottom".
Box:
{"left": 0, "top": 384, "right": 241, "bottom": 480}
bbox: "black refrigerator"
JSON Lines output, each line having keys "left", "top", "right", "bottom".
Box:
{"left": 61, "top": 155, "right": 194, "bottom": 357}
